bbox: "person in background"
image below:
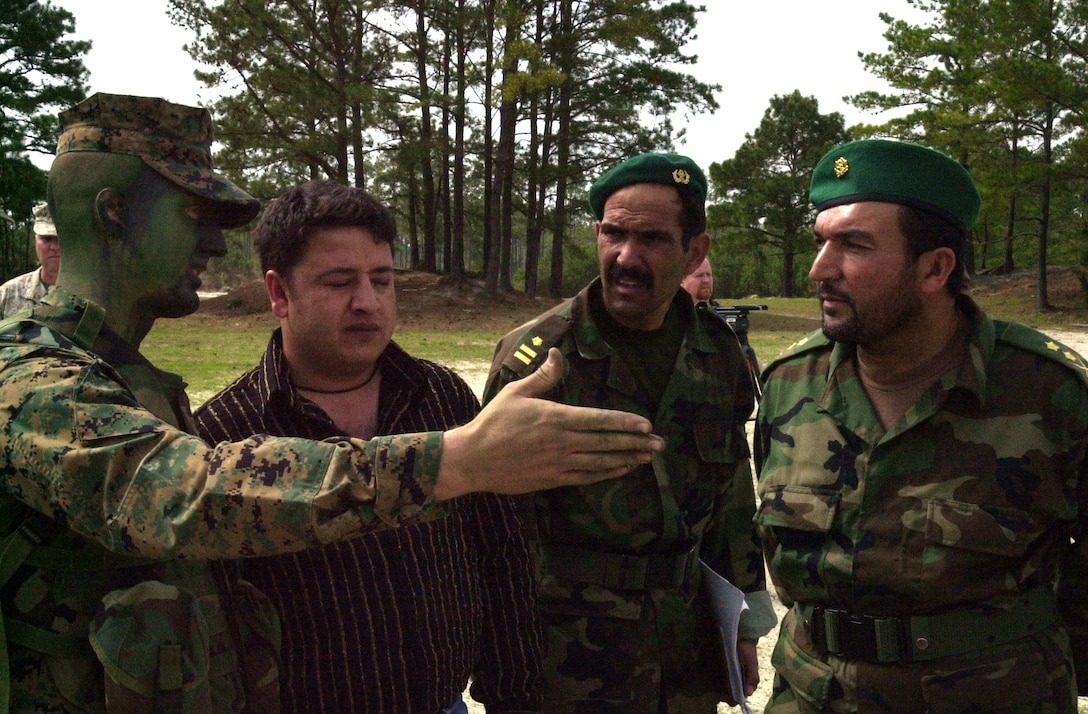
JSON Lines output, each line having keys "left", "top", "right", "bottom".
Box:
{"left": 196, "top": 180, "right": 543, "bottom": 714}
{"left": 754, "top": 138, "right": 1088, "bottom": 712}
{"left": 0, "top": 201, "right": 61, "bottom": 317}
{"left": 681, "top": 256, "right": 714, "bottom": 305}
{"left": 485, "top": 152, "right": 776, "bottom": 713}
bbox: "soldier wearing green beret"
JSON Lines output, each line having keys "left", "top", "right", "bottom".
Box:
{"left": 485, "top": 152, "right": 777, "bottom": 713}
{"left": 0, "top": 93, "right": 665, "bottom": 712}
{"left": 754, "top": 138, "right": 1088, "bottom": 712}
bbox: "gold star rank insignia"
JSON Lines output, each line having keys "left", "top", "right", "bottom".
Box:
{"left": 1046, "top": 340, "right": 1088, "bottom": 378}
{"left": 834, "top": 157, "right": 849, "bottom": 178}
{"left": 672, "top": 169, "right": 691, "bottom": 185}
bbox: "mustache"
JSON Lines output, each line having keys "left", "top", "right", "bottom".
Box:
{"left": 606, "top": 263, "right": 653, "bottom": 289}
{"left": 817, "top": 283, "right": 852, "bottom": 305}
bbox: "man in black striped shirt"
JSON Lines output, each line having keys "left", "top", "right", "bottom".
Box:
{"left": 196, "top": 181, "right": 543, "bottom": 713}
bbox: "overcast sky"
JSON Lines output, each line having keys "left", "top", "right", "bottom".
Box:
{"left": 43, "top": 0, "right": 923, "bottom": 172}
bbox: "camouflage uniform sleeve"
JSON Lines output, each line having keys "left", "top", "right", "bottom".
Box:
{"left": 1, "top": 348, "right": 444, "bottom": 559}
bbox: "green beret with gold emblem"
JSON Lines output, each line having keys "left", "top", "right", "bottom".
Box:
{"left": 55, "top": 93, "right": 260, "bottom": 229}
{"left": 589, "top": 152, "right": 707, "bottom": 220}
{"left": 809, "top": 139, "right": 980, "bottom": 232}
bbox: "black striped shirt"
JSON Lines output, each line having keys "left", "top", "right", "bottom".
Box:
{"left": 195, "top": 331, "right": 542, "bottom": 713}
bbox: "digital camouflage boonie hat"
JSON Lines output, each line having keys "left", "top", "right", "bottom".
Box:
{"left": 32, "top": 202, "right": 56, "bottom": 237}
{"left": 56, "top": 93, "right": 260, "bottom": 228}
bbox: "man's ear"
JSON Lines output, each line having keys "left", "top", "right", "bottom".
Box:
{"left": 918, "top": 247, "right": 958, "bottom": 295}
{"left": 684, "top": 233, "right": 711, "bottom": 275}
{"left": 266, "top": 270, "right": 291, "bottom": 319}
{"left": 94, "top": 189, "right": 125, "bottom": 243}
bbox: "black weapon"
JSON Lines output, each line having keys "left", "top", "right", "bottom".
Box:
{"left": 711, "top": 304, "right": 769, "bottom": 407}
{"left": 711, "top": 304, "right": 768, "bottom": 342}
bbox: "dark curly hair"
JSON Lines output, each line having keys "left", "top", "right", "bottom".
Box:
{"left": 252, "top": 180, "right": 397, "bottom": 277}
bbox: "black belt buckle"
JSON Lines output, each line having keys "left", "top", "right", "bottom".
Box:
{"left": 839, "top": 612, "right": 879, "bottom": 661}
{"left": 809, "top": 605, "right": 909, "bottom": 663}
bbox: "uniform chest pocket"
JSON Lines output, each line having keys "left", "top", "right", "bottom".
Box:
{"left": 924, "top": 498, "right": 1039, "bottom": 557}
{"left": 755, "top": 485, "right": 840, "bottom": 533}
{"left": 919, "top": 498, "right": 1045, "bottom": 600}
{"left": 692, "top": 419, "right": 739, "bottom": 464}
{"left": 755, "top": 486, "right": 840, "bottom": 595}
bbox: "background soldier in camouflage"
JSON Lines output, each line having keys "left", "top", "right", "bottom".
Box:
{"left": 485, "top": 153, "right": 776, "bottom": 713}
{"left": 754, "top": 139, "right": 1088, "bottom": 713}
{"left": 0, "top": 93, "right": 664, "bottom": 712}
{"left": 0, "top": 202, "right": 61, "bottom": 317}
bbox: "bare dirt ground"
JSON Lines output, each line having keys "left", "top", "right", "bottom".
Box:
{"left": 204, "top": 268, "right": 1087, "bottom": 713}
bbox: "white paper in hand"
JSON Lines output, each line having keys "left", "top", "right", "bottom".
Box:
{"left": 699, "top": 560, "right": 753, "bottom": 714}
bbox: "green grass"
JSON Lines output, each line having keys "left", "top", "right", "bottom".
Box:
{"left": 141, "top": 316, "right": 275, "bottom": 404}
{"left": 141, "top": 313, "right": 509, "bottom": 404}
{"left": 143, "top": 290, "right": 1087, "bottom": 405}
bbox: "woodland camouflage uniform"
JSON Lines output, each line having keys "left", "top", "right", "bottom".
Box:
{"left": 755, "top": 139, "right": 1088, "bottom": 713}
{"left": 755, "top": 300, "right": 1088, "bottom": 712}
{"left": 484, "top": 281, "right": 775, "bottom": 713}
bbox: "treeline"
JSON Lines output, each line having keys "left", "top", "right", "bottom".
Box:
{"left": 710, "top": 1, "right": 1088, "bottom": 306}
{"left": 167, "top": 0, "right": 719, "bottom": 297}
{"left": 5, "top": 1, "right": 1088, "bottom": 306}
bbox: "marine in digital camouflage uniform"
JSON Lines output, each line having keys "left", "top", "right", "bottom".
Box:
{"left": 484, "top": 153, "right": 776, "bottom": 714}
{"left": 0, "top": 202, "right": 60, "bottom": 318}
{"left": 0, "top": 93, "right": 662, "bottom": 713}
{"left": 754, "top": 139, "right": 1088, "bottom": 713}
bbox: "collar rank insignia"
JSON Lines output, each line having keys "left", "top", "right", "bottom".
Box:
{"left": 515, "top": 335, "right": 545, "bottom": 366}
{"left": 672, "top": 169, "right": 691, "bottom": 185}
{"left": 1047, "top": 340, "right": 1088, "bottom": 378}
{"left": 834, "top": 157, "right": 849, "bottom": 178}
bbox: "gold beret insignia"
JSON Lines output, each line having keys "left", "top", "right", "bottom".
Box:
{"left": 834, "top": 157, "right": 849, "bottom": 178}
{"left": 672, "top": 169, "right": 691, "bottom": 185}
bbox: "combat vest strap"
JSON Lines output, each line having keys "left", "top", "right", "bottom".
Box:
{"left": 72, "top": 300, "right": 105, "bottom": 351}
{"left": 796, "top": 587, "right": 1060, "bottom": 664}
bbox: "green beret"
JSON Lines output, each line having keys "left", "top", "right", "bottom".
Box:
{"left": 589, "top": 152, "right": 707, "bottom": 220}
{"left": 56, "top": 93, "right": 260, "bottom": 229}
{"left": 809, "top": 139, "right": 980, "bottom": 232}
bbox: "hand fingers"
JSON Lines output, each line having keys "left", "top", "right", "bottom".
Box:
{"left": 546, "top": 401, "right": 654, "bottom": 435}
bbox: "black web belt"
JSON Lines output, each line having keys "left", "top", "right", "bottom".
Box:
{"left": 542, "top": 543, "right": 700, "bottom": 591}
{"left": 795, "top": 588, "right": 1059, "bottom": 664}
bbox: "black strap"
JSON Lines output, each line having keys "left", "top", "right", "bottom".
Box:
{"left": 797, "top": 588, "right": 1060, "bottom": 663}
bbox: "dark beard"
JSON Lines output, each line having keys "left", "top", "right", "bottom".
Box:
{"left": 821, "top": 313, "right": 861, "bottom": 345}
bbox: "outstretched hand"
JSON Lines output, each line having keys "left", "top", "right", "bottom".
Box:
{"left": 436, "top": 348, "right": 663, "bottom": 500}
